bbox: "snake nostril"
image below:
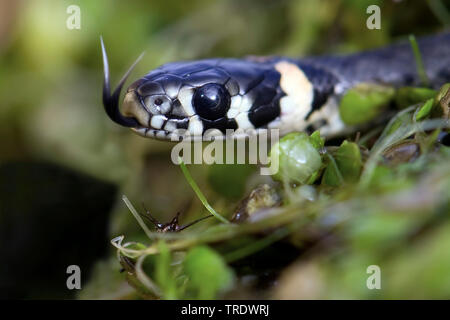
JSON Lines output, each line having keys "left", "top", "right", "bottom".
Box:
{"left": 144, "top": 95, "right": 172, "bottom": 115}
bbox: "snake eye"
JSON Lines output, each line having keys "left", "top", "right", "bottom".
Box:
{"left": 193, "top": 84, "right": 230, "bottom": 120}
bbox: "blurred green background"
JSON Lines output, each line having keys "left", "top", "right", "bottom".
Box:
{"left": 0, "top": 0, "right": 448, "bottom": 299}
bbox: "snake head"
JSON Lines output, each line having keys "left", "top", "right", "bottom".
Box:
{"left": 101, "top": 38, "right": 285, "bottom": 141}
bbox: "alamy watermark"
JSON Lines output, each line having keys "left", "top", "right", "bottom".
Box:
{"left": 366, "top": 5, "right": 381, "bottom": 30}
{"left": 169, "top": 128, "right": 280, "bottom": 175}
{"left": 66, "top": 265, "right": 81, "bottom": 290}
{"left": 66, "top": 5, "right": 81, "bottom": 30}
{"left": 366, "top": 265, "right": 381, "bottom": 290}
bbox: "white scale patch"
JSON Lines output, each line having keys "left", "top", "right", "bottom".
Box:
{"left": 156, "top": 131, "right": 167, "bottom": 139}
{"left": 187, "top": 115, "right": 203, "bottom": 136}
{"left": 235, "top": 112, "right": 253, "bottom": 129}
{"left": 165, "top": 86, "right": 179, "bottom": 99}
{"left": 227, "top": 95, "right": 242, "bottom": 118}
{"left": 164, "top": 120, "right": 177, "bottom": 132}
{"left": 239, "top": 95, "right": 253, "bottom": 113}
{"left": 274, "top": 61, "right": 345, "bottom": 137}
{"left": 274, "top": 61, "right": 314, "bottom": 135}
{"left": 307, "top": 97, "right": 345, "bottom": 136}
{"left": 227, "top": 93, "right": 254, "bottom": 130}
{"left": 132, "top": 127, "right": 147, "bottom": 137}
{"left": 178, "top": 86, "right": 196, "bottom": 116}
{"left": 150, "top": 115, "right": 166, "bottom": 129}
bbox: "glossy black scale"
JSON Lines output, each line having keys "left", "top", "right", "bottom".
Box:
{"left": 217, "top": 59, "right": 270, "bottom": 95}
{"left": 247, "top": 69, "right": 284, "bottom": 128}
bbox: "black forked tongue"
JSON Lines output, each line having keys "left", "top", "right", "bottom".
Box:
{"left": 100, "top": 36, "right": 144, "bottom": 127}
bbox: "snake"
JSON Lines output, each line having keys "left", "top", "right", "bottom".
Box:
{"left": 101, "top": 32, "right": 450, "bottom": 141}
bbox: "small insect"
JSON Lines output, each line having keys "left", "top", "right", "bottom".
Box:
{"left": 118, "top": 206, "right": 213, "bottom": 273}
{"left": 141, "top": 204, "right": 213, "bottom": 232}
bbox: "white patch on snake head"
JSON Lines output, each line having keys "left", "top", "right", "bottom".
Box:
{"left": 239, "top": 95, "right": 253, "bottom": 113}
{"left": 227, "top": 95, "right": 242, "bottom": 118}
{"left": 150, "top": 115, "right": 166, "bottom": 130}
{"left": 307, "top": 97, "right": 345, "bottom": 136}
{"left": 227, "top": 94, "right": 254, "bottom": 130}
{"left": 156, "top": 131, "right": 167, "bottom": 139}
{"left": 187, "top": 115, "right": 203, "bottom": 136}
{"left": 122, "top": 90, "right": 150, "bottom": 127}
{"left": 164, "top": 120, "right": 178, "bottom": 132}
{"left": 177, "top": 86, "right": 196, "bottom": 116}
{"left": 235, "top": 112, "right": 253, "bottom": 130}
{"left": 165, "top": 84, "right": 180, "bottom": 99}
{"left": 275, "top": 61, "right": 314, "bottom": 134}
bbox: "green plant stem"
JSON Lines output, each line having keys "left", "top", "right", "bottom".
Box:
{"left": 179, "top": 158, "right": 229, "bottom": 224}
{"left": 409, "top": 34, "right": 430, "bottom": 87}
{"left": 122, "top": 195, "right": 156, "bottom": 240}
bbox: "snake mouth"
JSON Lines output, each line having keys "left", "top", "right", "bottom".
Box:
{"left": 131, "top": 127, "right": 183, "bottom": 141}
{"left": 131, "top": 125, "right": 268, "bottom": 142}
{"left": 122, "top": 91, "right": 192, "bottom": 141}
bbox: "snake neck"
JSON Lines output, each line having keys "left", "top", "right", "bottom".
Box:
{"left": 302, "top": 32, "right": 450, "bottom": 91}
{"left": 263, "top": 32, "right": 450, "bottom": 137}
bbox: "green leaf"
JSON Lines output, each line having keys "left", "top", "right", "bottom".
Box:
{"left": 310, "top": 130, "right": 325, "bottom": 149}
{"left": 415, "top": 98, "right": 434, "bottom": 121}
{"left": 365, "top": 165, "right": 410, "bottom": 191}
{"left": 339, "top": 83, "right": 395, "bottom": 125}
{"left": 409, "top": 34, "right": 430, "bottom": 87}
{"left": 335, "top": 141, "right": 363, "bottom": 182}
{"left": 322, "top": 141, "right": 362, "bottom": 186}
{"left": 184, "top": 246, "right": 234, "bottom": 299}
{"left": 322, "top": 154, "right": 344, "bottom": 187}
{"left": 395, "top": 87, "right": 437, "bottom": 110}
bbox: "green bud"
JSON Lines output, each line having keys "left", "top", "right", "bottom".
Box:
{"left": 270, "top": 132, "right": 322, "bottom": 184}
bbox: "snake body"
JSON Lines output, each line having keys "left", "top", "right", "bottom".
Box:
{"left": 102, "top": 33, "right": 450, "bottom": 141}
